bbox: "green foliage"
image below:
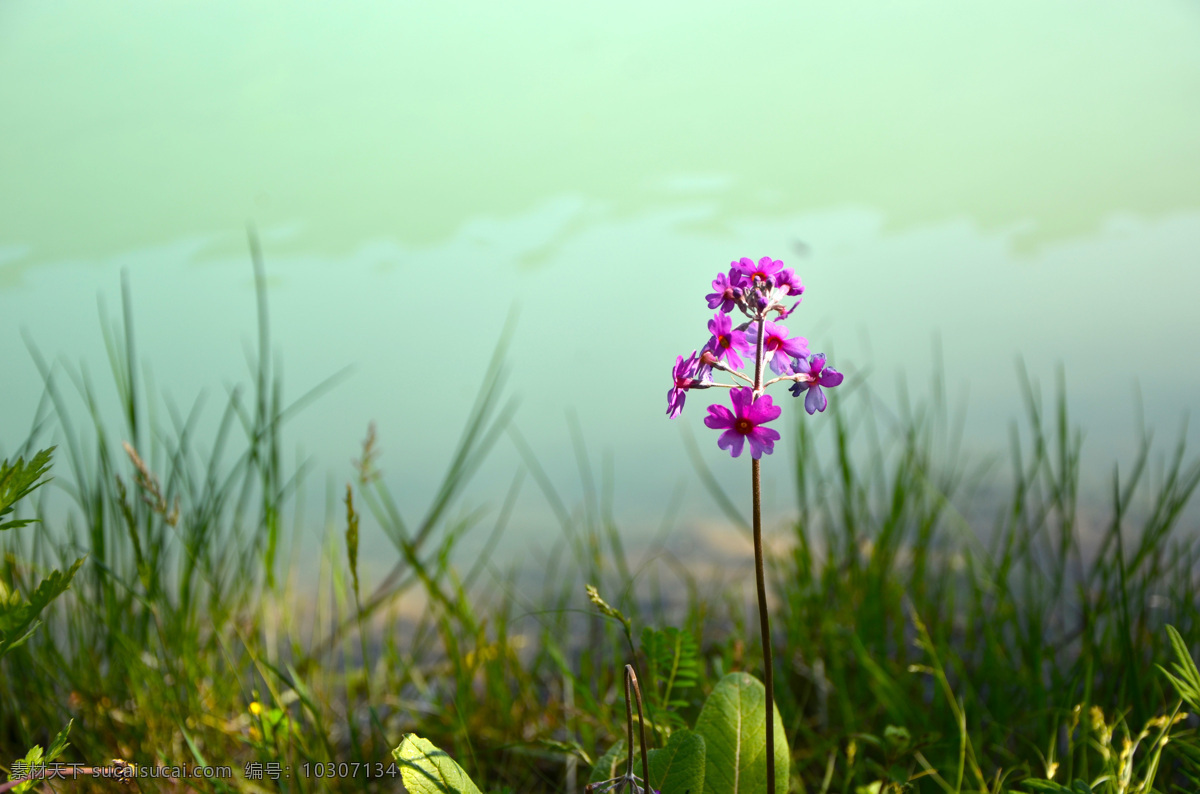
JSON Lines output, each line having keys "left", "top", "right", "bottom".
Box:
{"left": 648, "top": 729, "right": 706, "bottom": 794}
{"left": 588, "top": 672, "right": 784, "bottom": 794}
{"left": 0, "top": 444, "right": 82, "bottom": 793}
{"left": 693, "top": 673, "right": 788, "bottom": 794}
{"left": 641, "top": 626, "right": 700, "bottom": 732}
{"left": 590, "top": 739, "right": 628, "bottom": 785}
{"left": 394, "top": 734, "right": 484, "bottom": 794}
{"left": 1020, "top": 781, "right": 1094, "bottom": 794}
{"left": 0, "top": 557, "right": 84, "bottom": 659}
{"left": 589, "top": 729, "right": 708, "bottom": 794}
{"left": 1159, "top": 624, "right": 1200, "bottom": 712}
{"left": 0, "top": 446, "right": 84, "bottom": 661}
{"left": 0, "top": 448, "right": 53, "bottom": 532}
{"left": 6, "top": 720, "right": 71, "bottom": 794}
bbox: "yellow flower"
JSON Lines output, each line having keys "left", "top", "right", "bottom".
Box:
{"left": 250, "top": 701, "right": 263, "bottom": 717}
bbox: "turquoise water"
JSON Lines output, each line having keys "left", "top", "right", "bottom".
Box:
{"left": 2, "top": 1, "right": 1199, "bottom": 567}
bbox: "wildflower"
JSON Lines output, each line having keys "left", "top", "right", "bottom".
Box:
{"left": 706, "top": 270, "right": 746, "bottom": 314}
{"left": 703, "top": 387, "right": 782, "bottom": 459}
{"left": 774, "top": 268, "right": 804, "bottom": 297}
{"left": 750, "top": 321, "right": 809, "bottom": 375}
{"left": 789, "top": 353, "right": 844, "bottom": 414}
{"left": 732, "top": 255, "right": 784, "bottom": 284}
{"left": 706, "top": 311, "right": 751, "bottom": 369}
{"left": 666, "top": 350, "right": 711, "bottom": 418}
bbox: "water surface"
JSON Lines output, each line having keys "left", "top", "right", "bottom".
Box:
{"left": 2, "top": 1, "right": 1198, "bottom": 570}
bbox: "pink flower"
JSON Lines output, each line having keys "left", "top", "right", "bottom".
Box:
{"left": 750, "top": 321, "right": 810, "bottom": 375}
{"left": 789, "top": 353, "right": 844, "bottom": 414}
{"left": 732, "top": 256, "right": 784, "bottom": 284}
{"left": 705, "top": 311, "right": 752, "bottom": 370}
{"left": 666, "top": 350, "right": 711, "bottom": 418}
{"left": 703, "top": 387, "right": 782, "bottom": 459}
{"left": 706, "top": 270, "right": 746, "bottom": 314}
{"left": 774, "top": 268, "right": 804, "bottom": 297}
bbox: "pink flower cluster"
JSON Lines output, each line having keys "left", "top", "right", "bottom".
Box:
{"left": 668, "top": 256, "right": 843, "bottom": 458}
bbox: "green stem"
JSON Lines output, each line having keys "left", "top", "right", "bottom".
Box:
{"left": 626, "top": 665, "right": 651, "bottom": 793}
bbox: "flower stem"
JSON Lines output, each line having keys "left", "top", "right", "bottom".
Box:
{"left": 753, "top": 457, "right": 775, "bottom": 794}
{"left": 625, "top": 665, "right": 651, "bottom": 794}
{"left": 751, "top": 311, "right": 776, "bottom": 794}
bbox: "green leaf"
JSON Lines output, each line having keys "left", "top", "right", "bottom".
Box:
{"left": 590, "top": 739, "right": 627, "bottom": 784}
{"left": 693, "top": 673, "right": 788, "bottom": 794}
{"left": 1019, "top": 781, "right": 1073, "bottom": 793}
{"left": 1159, "top": 625, "right": 1200, "bottom": 712}
{"left": 648, "top": 729, "right": 705, "bottom": 794}
{"left": 8, "top": 743, "right": 45, "bottom": 794}
{"left": 345, "top": 484, "right": 360, "bottom": 601}
{"left": 46, "top": 719, "right": 72, "bottom": 762}
{"left": 641, "top": 627, "right": 700, "bottom": 713}
{"left": 0, "top": 557, "right": 85, "bottom": 658}
{"left": 0, "top": 447, "right": 54, "bottom": 532}
{"left": 393, "top": 734, "right": 483, "bottom": 794}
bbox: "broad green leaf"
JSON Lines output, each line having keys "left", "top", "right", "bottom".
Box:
{"left": 648, "top": 729, "right": 705, "bottom": 794}
{"left": 694, "top": 673, "right": 788, "bottom": 794}
{"left": 590, "top": 739, "right": 627, "bottom": 784}
{"left": 394, "top": 734, "right": 483, "bottom": 794}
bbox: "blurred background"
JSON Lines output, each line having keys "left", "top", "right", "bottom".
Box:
{"left": 2, "top": 1, "right": 1199, "bottom": 574}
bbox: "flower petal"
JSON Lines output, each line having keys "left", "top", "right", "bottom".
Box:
{"left": 768, "top": 351, "right": 793, "bottom": 376}
{"left": 704, "top": 403, "right": 735, "bottom": 429}
{"left": 819, "top": 366, "right": 844, "bottom": 388}
{"left": 756, "top": 256, "right": 784, "bottom": 275}
{"left": 666, "top": 387, "right": 685, "bottom": 418}
{"left": 708, "top": 312, "right": 730, "bottom": 337}
{"left": 747, "top": 426, "right": 781, "bottom": 458}
{"left": 728, "top": 387, "right": 753, "bottom": 418}
{"left": 717, "top": 429, "right": 746, "bottom": 458}
{"left": 781, "top": 336, "right": 809, "bottom": 358}
{"left": 746, "top": 393, "right": 782, "bottom": 424}
{"left": 805, "top": 385, "right": 827, "bottom": 414}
